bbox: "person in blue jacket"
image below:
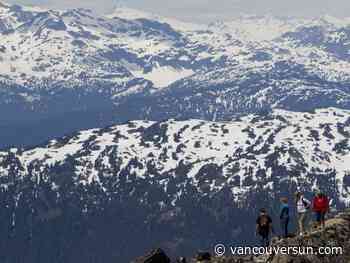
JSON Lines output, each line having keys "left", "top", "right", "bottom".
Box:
{"left": 279, "top": 197, "right": 290, "bottom": 238}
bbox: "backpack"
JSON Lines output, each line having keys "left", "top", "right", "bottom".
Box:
{"left": 314, "top": 196, "right": 328, "bottom": 211}
{"left": 302, "top": 198, "right": 310, "bottom": 210}
{"left": 259, "top": 215, "right": 269, "bottom": 227}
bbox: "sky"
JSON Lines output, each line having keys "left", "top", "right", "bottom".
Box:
{"left": 6, "top": 0, "right": 350, "bottom": 23}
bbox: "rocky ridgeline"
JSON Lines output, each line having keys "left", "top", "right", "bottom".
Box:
{"left": 133, "top": 210, "right": 350, "bottom": 263}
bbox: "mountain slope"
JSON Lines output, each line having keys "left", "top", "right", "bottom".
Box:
{"left": 1, "top": 2, "right": 350, "bottom": 95}
{"left": 1, "top": 1, "right": 350, "bottom": 148}
{"left": 2, "top": 107, "right": 350, "bottom": 200}
{"left": 0, "top": 107, "right": 349, "bottom": 262}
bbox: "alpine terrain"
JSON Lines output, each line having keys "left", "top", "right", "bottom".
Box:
{"left": 0, "top": 1, "right": 350, "bottom": 146}
{"left": 0, "top": 1, "right": 350, "bottom": 262}
{"left": 0, "top": 108, "right": 349, "bottom": 262}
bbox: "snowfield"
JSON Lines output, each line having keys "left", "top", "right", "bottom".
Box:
{"left": 1, "top": 108, "right": 349, "bottom": 204}
{"left": 1, "top": 1, "right": 350, "bottom": 92}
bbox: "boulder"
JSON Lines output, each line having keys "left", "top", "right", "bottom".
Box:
{"left": 132, "top": 248, "right": 170, "bottom": 263}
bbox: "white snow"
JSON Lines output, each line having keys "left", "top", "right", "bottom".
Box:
{"left": 1, "top": 108, "right": 349, "bottom": 202}
{"left": 132, "top": 65, "right": 194, "bottom": 88}
{"left": 1, "top": 1, "right": 350, "bottom": 94}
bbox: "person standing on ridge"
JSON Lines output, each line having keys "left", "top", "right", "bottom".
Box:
{"left": 295, "top": 192, "right": 311, "bottom": 236}
{"left": 312, "top": 190, "right": 329, "bottom": 230}
{"left": 256, "top": 208, "right": 273, "bottom": 247}
{"left": 279, "top": 197, "right": 290, "bottom": 238}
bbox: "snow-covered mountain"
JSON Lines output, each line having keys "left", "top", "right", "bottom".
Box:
{"left": 1, "top": 2, "right": 350, "bottom": 261}
{"left": 0, "top": 1, "right": 198, "bottom": 88}
{"left": 0, "top": 107, "right": 349, "bottom": 262}
{"left": 2, "top": 2, "right": 350, "bottom": 88}
{"left": 2, "top": 107, "right": 350, "bottom": 201}
{"left": 1, "top": 1, "right": 350, "bottom": 147}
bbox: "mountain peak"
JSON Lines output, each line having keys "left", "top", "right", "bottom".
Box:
{"left": 106, "top": 7, "right": 159, "bottom": 21}
{"left": 105, "top": 6, "right": 203, "bottom": 31}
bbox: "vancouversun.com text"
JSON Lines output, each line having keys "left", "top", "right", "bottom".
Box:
{"left": 214, "top": 244, "right": 343, "bottom": 257}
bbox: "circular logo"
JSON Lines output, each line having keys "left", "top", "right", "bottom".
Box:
{"left": 214, "top": 244, "right": 226, "bottom": 257}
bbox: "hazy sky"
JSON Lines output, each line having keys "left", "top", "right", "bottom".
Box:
{"left": 6, "top": 0, "right": 350, "bottom": 22}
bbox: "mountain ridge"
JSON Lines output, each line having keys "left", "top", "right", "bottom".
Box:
{"left": 1, "top": 107, "right": 349, "bottom": 201}
{"left": 1, "top": 2, "right": 350, "bottom": 131}
{"left": 0, "top": 107, "right": 349, "bottom": 262}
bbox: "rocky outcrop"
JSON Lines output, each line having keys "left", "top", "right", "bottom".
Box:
{"left": 266, "top": 211, "right": 350, "bottom": 263}
{"left": 134, "top": 210, "right": 350, "bottom": 263}
{"left": 204, "top": 210, "right": 350, "bottom": 263}
{"left": 131, "top": 248, "right": 171, "bottom": 263}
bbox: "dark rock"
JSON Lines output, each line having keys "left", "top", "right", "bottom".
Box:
{"left": 132, "top": 248, "right": 170, "bottom": 263}
{"left": 196, "top": 252, "right": 211, "bottom": 261}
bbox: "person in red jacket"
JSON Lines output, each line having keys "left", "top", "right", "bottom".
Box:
{"left": 312, "top": 190, "right": 329, "bottom": 230}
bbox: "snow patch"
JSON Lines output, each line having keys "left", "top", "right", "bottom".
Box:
{"left": 132, "top": 65, "right": 194, "bottom": 89}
